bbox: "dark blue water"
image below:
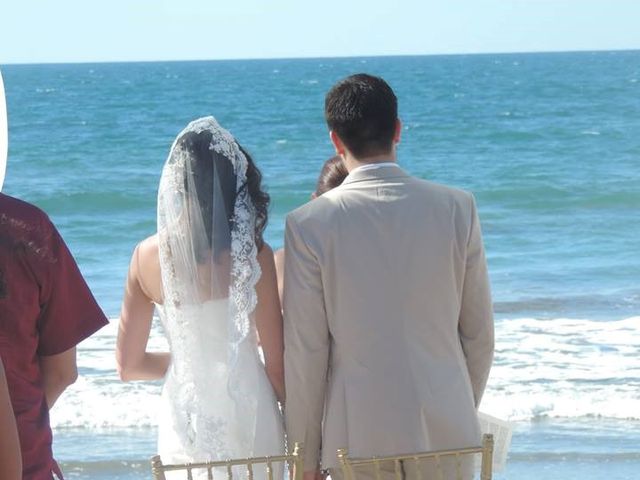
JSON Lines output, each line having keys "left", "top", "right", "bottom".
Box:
{"left": 3, "top": 51, "right": 639, "bottom": 318}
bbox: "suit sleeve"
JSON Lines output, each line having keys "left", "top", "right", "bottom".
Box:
{"left": 459, "top": 194, "right": 494, "bottom": 407}
{"left": 283, "top": 215, "right": 329, "bottom": 470}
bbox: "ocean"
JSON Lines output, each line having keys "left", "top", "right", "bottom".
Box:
{"left": 1, "top": 51, "right": 639, "bottom": 479}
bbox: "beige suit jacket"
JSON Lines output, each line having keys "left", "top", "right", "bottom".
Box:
{"left": 283, "top": 165, "right": 494, "bottom": 470}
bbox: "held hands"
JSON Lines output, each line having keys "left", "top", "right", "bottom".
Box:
{"left": 303, "top": 470, "right": 327, "bottom": 480}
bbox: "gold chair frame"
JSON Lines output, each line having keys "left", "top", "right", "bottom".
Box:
{"left": 337, "top": 434, "right": 493, "bottom": 480}
{"left": 151, "top": 442, "right": 304, "bottom": 480}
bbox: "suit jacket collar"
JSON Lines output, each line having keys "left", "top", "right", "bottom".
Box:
{"left": 342, "top": 163, "right": 409, "bottom": 185}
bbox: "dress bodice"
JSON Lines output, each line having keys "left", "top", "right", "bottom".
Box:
{"left": 156, "top": 298, "right": 229, "bottom": 354}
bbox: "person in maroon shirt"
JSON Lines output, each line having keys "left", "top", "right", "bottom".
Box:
{"left": 0, "top": 192, "right": 108, "bottom": 480}
{"left": 1, "top": 357, "right": 21, "bottom": 480}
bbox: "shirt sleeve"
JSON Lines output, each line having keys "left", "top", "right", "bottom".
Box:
{"left": 36, "top": 217, "right": 109, "bottom": 356}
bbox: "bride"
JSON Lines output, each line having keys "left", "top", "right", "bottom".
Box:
{"left": 116, "top": 117, "right": 285, "bottom": 476}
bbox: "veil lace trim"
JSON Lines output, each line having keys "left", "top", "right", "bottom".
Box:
{"left": 157, "top": 116, "right": 261, "bottom": 462}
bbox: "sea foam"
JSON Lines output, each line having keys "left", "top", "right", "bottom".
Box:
{"left": 50, "top": 316, "right": 640, "bottom": 429}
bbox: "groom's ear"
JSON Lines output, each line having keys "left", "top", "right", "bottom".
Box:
{"left": 329, "top": 130, "right": 345, "bottom": 155}
{"left": 393, "top": 119, "right": 402, "bottom": 144}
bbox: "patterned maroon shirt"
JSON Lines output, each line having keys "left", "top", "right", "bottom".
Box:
{"left": 0, "top": 193, "right": 108, "bottom": 480}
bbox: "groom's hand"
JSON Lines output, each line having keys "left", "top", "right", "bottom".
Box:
{"left": 303, "top": 470, "right": 325, "bottom": 480}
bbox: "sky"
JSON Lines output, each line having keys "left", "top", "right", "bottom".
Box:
{"left": 1, "top": 0, "right": 640, "bottom": 64}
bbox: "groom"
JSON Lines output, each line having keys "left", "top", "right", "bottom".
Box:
{"left": 283, "top": 74, "right": 494, "bottom": 479}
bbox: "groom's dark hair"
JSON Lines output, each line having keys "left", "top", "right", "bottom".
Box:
{"left": 325, "top": 73, "right": 398, "bottom": 158}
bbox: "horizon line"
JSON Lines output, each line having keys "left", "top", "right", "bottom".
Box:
{"left": 1, "top": 47, "right": 639, "bottom": 67}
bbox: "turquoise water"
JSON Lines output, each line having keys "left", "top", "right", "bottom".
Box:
{"left": 4, "top": 52, "right": 640, "bottom": 318}
{"left": 2, "top": 51, "right": 639, "bottom": 479}
{"left": 52, "top": 421, "right": 640, "bottom": 480}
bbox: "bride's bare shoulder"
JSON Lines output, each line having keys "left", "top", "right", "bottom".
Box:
{"left": 257, "top": 242, "right": 277, "bottom": 275}
{"left": 137, "top": 234, "right": 159, "bottom": 257}
{"left": 133, "top": 234, "right": 162, "bottom": 303}
{"left": 258, "top": 241, "right": 274, "bottom": 258}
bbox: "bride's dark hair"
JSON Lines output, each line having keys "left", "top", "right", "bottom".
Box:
{"left": 178, "top": 130, "right": 269, "bottom": 260}
{"left": 238, "top": 145, "right": 269, "bottom": 251}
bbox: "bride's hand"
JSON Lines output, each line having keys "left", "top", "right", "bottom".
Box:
{"left": 303, "top": 470, "right": 326, "bottom": 480}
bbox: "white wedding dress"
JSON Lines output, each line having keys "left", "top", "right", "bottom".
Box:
{"left": 154, "top": 117, "right": 285, "bottom": 479}
{"left": 156, "top": 301, "right": 285, "bottom": 479}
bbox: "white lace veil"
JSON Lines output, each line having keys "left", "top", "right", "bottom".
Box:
{"left": 157, "top": 116, "right": 261, "bottom": 459}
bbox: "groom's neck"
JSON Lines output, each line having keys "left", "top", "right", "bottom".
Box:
{"left": 344, "top": 150, "right": 397, "bottom": 173}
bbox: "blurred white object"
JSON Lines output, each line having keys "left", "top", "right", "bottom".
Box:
{"left": 478, "top": 411, "right": 513, "bottom": 472}
{"left": 0, "top": 70, "right": 7, "bottom": 191}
